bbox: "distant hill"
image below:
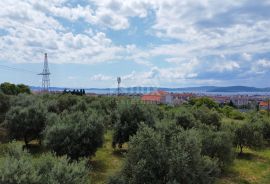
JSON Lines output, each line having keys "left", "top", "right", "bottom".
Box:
{"left": 209, "top": 86, "right": 270, "bottom": 92}
{"left": 30, "top": 86, "right": 270, "bottom": 94}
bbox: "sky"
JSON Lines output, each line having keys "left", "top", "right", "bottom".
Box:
{"left": 0, "top": 0, "right": 270, "bottom": 88}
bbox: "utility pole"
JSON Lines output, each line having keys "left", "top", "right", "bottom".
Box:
{"left": 117, "top": 77, "right": 121, "bottom": 96}
{"left": 38, "top": 53, "right": 51, "bottom": 93}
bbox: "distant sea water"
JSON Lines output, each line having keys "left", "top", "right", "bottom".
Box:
{"left": 85, "top": 89, "right": 270, "bottom": 96}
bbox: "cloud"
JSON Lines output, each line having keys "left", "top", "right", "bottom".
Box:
{"left": 242, "top": 53, "right": 252, "bottom": 61}
{"left": 257, "top": 59, "right": 270, "bottom": 68}
{"left": 1, "top": 0, "right": 270, "bottom": 87}
{"left": 90, "top": 74, "right": 113, "bottom": 81}
{"left": 211, "top": 61, "right": 240, "bottom": 72}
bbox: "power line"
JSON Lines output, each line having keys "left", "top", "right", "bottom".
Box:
{"left": 0, "top": 64, "right": 37, "bottom": 74}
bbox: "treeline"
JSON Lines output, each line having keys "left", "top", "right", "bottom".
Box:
{"left": 0, "top": 93, "right": 270, "bottom": 183}
{"left": 63, "top": 88, "right": 86, "bottom": 95}
{"left": 0, "top": 82, "right": 31, "bottom": 95}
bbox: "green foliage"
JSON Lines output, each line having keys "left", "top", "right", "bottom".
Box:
{"left": 0, "top": 92, "right": 10, "bottom": 123}
{"left": 56, "top": 94, "right": 79, "bottom": 113}
{"left": 17, "top": 84, "right": 31, "bottom": 94}
{"left": 222, "top": 106, "right": 245, "bottom": 120}
{"left": 112, "top": 103, "right": 156, "bottom": 148}
{"left": 234, "top": 121, "right": 264, "bottom": 154}
{"left": 5, "top": 102, "right": 47, "bottom": 146}
{"left": 174, "top": 108, "right": 197, "bottom": 129}
{"left": 193, "top": 106, "right": 221, "bottom": 128}
{"left": 198, "top": 126, "right": 235, "bottom": 168}
{"left": 0, "top": 143, "right": 90, "bottom": 184}
{"left": 0, "top": 82, "right": 30, "bottom": 95}
{"left": 190, "top": 97, "right": 218, "bottom": 109}
{"left": 109, "top": 125, "right": 220, "bottom": 184}
{"left": 44, "top": 110, "right": 104, "bottom": 160}
{"left": 0, "top": 92, "right": 10, "bottom": 114}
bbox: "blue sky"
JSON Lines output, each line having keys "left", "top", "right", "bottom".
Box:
{"left": 0, "top": 0, "right": 270, "bottom": 88}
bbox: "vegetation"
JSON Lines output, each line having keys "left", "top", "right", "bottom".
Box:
{"left": 0, "top": 82, "right": 31, "bottom": 95}
{"left": 0, "top": 143, "right": 90, "bottom": 184}
{"left": 44, "top": 110, "right": 104, "bottom": 160}
{"left": 0, "top": 91, "right": 270, "bottom": 184}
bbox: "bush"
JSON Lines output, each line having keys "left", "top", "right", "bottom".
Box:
{"left": 0, "top": 92, "right": 10, "bottom": 123}
{"left": 193, "top": 106, "right": 221, "bottom": 129}
{"left": 112, "top": 103, "right": 156, "bottom": 148}
{"left": 0, "top": 82, "right": 31, "bottom": 95}
{"left": 44, "top": 110, "right": 104, "bottom": 160}
{"left": 198, "top": 126, "right": 234, "bottom": 168}
{"left": 5, "top": 103, "right": 47, "bottom": 146}
{"left": 0, "top": 143, "right": 90, "bottom": 184}
{"left": 174, "top": 109, "right": 197, "bottom": 129}
{"left": 109, "top": 126, "right": 220, "bottom": 184}
{"left": 234, "top": 121, "right": 264, "bottom": 154}
{"left": 190, "top": 97, "right": 218, "bottom": 109}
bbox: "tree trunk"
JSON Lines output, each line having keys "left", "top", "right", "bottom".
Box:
{"left": 239, "top": 145, "right": 243, "bottom": 155}
{"left": 24, "top": 135, "right": 28, "bottom": 147}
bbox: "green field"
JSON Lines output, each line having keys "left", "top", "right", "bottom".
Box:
{"left": 90, "top": 131, "right": 124, "bottom": 184}
{"left": 217, "top": 148, "right": 270, "bottom": 184}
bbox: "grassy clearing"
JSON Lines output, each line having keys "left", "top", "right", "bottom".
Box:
{"left": 217, "top": 148, "right": 270, "bottom": 184}
{"left": 90, "top": 131, "right": 125, "bottom": 184}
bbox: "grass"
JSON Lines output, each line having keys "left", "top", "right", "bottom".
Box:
{"left": 90, "top": 131, "right": 125, "bottom": 184}
{"left": 217, "top": 148, "right": 270, "bottom": 184}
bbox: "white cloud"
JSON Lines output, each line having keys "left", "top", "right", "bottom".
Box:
{"left": 257, "top": 59, "right": 270, "bottom": 68}
{"left": 211, "top": 61, "right": 240, "bottom": 72}
{"left": 90, "top": 74, "right": 113, "bottom": 81}
{"left": 242, "top": 53, "right": 252, "bottom": 61}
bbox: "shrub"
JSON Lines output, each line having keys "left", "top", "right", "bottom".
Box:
{"left": 112, "top": 103, "right": 156, "bottom": 148}
{"left": 234, "top": 122, "right": 264, "bottom": 154}
{"left": 44, "top": 110, "right": 104, "bottom": 160}
{"left": 198, "top": 126, "right": 234, "bottom": 168}
{"left": 193, "top": 106, "right": 221, "bottom": 129}
{"left": 0, "top": 143, "right": 90, "bottom": 184}
{"left": 109, "top": 126, "right": 220, "bottom": 184}
{"left": 5, "top": 103, "right": 47, "bottom": 146}
{"left": 174, "top": 109, "right": 197, "bottom": 129}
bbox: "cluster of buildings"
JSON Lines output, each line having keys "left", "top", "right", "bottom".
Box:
{"left": 140, "top": 90, "right": 270, "bottom": 110}
{"left": 141, "top": 90, "right": 195, "bottom": 105}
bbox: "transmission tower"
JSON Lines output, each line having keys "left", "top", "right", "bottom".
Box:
{"left": 38, "top": 53, "right": 50, "bottom": 92}
{"left": 117, "top": 77, "right": 121, "bottom": 96}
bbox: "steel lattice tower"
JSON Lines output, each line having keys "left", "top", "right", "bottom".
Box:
{"left": 38, "top": 53, "right": 50, "bottom": 92}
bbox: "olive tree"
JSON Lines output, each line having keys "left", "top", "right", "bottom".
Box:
{"left": 234, "top": 122, "right": 264, "bottom": 154}
{"left": 0, "top": 143, "right": 90, "bottom": 184}
{"left": 174, "top": 109, "right": 197, "bottom": 129}
{"left": 44, "top": 110, "right": 104, "bottom": 160}
{"left": 109, "top": 125, "right": 220, "bottom": 184}
{"left": 5, "top": 103, "right": 47, "bottom": 146}
{"left": 193, "top": 106, "right": 221, "bottom": 129}
{"left": 198, "top": 126, "right": 234, "bottom": 168}
{"left": 112, "top": 103, "right": 156, "bottom": 148}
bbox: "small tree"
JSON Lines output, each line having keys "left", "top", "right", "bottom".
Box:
{"left": 234, "top": 122, "right": 264, "bottom": 154}
{"left": 5, "top": 103, "right": 47, "bottom": 146}
{"left": 0, "top": 82, "right": 18, "bottom": 95}
{"left": 199, "top": 126, "right": 234, "bottom": 168}
{"left": 17, "top": 84, "right": 31, "bottom": 94}
{"left": 112, "top": 103, "right": 155, "bottom": 148}
{"left": 109, "top": 126, "right": 220, "bottom": 184}
{"left": 174, "top": 109, "right": 197, "bottom": 129}
{"left": 44, "top": 110, "right": 104, "bottom": 160}
{"left": 0, "top": 92, "right": 10, "bottom": 123}
{"left": 190, "top": 97, "right": 218, "bottom": 109}
{"left": 193, "top": 106, "right": 221, "bottom": 129}
{"left": 0, "top": 142, "right": 90, "bottom": 184}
